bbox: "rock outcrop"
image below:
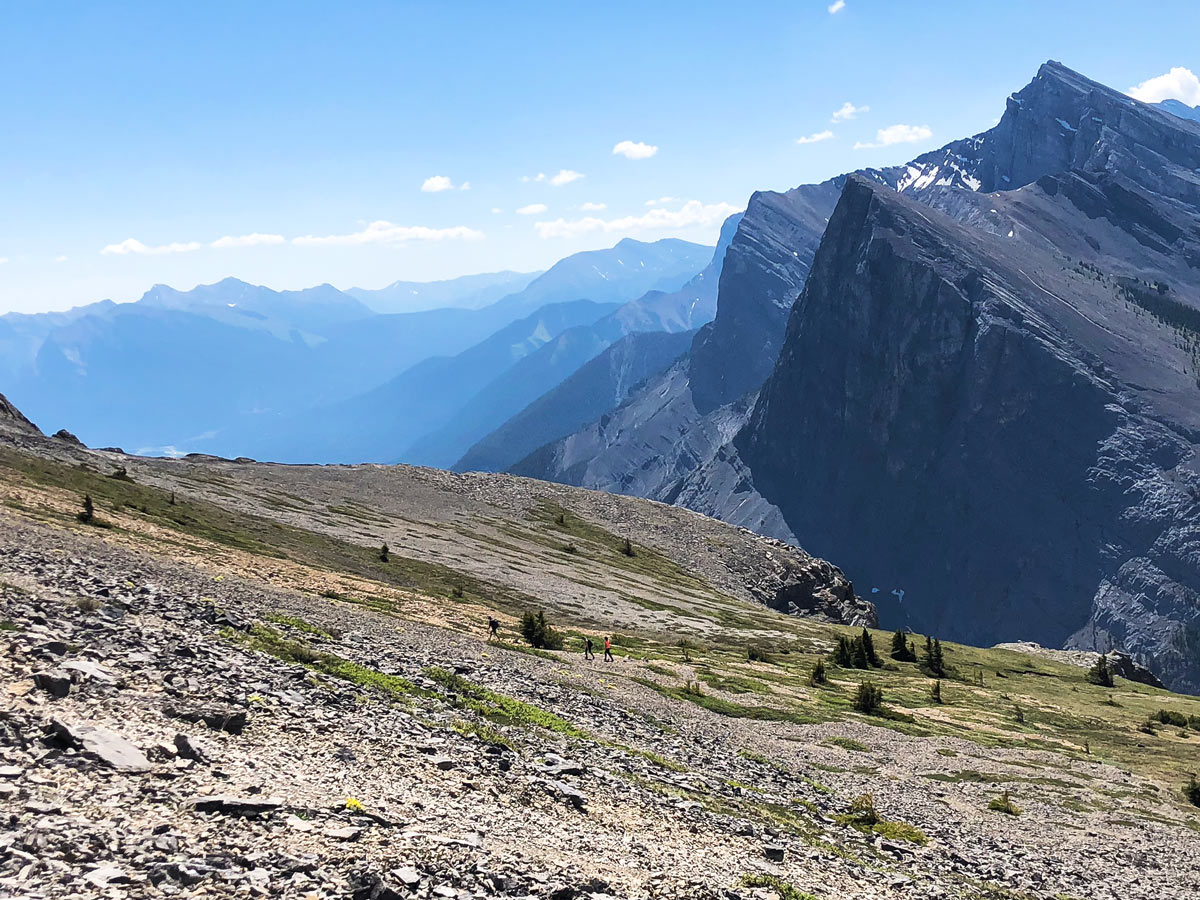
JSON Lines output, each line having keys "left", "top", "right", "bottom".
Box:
{"left": 0, "top": 392, "right": 40, "bottom": 436}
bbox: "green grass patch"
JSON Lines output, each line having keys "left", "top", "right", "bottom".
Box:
{"left": 231, "top": 625, "right": 422, "bottom": 700}
{"left": 740, "top": 873, "right": 819, "bottom": 900}
{"left": 452, "top": 719, "right": 514, "bottom": 749}
{"left": 424, "top": 666, "right": 587, "bottom": 738}
{"left": 264, "top": 613, "right": 335, "bottom": 640}
{"left": 872, "top": 820, "right": 928, "bottom": 844}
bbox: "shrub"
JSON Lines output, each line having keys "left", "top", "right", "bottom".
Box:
{"left": 853, "top": 681, "right": 883, "bottom": 714}
{"left": 450, "top": 586, "right": 464, "bottom": 599}
{"left": 78, "top": 494, "right": 94, "bottom": 524}
{"left": 76, "top": 596, "right": 102, "bottom": 612}
{"left": 1186, "top": 774, "right": 1200, "bottom": 808}
{"left": 519, "top": 610, "right": 563, "bottom": 650}
{"left": 561, "top": 542, "right": 578, "bottom": 554}
{"left": 809, "top": 659, "right": 827, "bottom": 686}
{"left": 988, "top": 790, "right": 1021, "bottom": 816}
{"left": 845, "top": 793, "right": 878, "bottom": 826}
{"left": 683, "top": 679, "right": 704, "bottom": 697}
{"left": 747, "top": 642, "right": 774, "bottom": 664}
{"left": 1153, "top": 709, "right": 1188, "bottom": 728}
{"left": 621, "top": 537, "right": 635, "bottom": 557}
{"left": 379, "top": 543, "right": 389, "bottom": 563}
{"left": 1086, "top": 654, "right": 1114, "bottom": 687}
{"left": 930, "top": 680, "right": 943, "bottom": 704}
{"left": 1012, "top": 704, "right": 1025, "bottom": 724}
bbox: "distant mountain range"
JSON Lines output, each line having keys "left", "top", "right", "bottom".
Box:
{"left": 511, "top": 62, "right": 1200, "bottom": 693}
{"left": 1, "top": 237, "right": 715, "bottom": 459}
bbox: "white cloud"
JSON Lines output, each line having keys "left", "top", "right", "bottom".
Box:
{"left": 292, "top": 221, "right": 484, "bottom": 247}
{"left": 643, "top": 196, "right": 680, "bottom": 206}
{"left": 459, "top": 181, "right": 471, "bottom": 191}
{"left": 1128, "top": 67, "right": 1200, "bottom": 106}
{"left": 550, "top": 169, "right": 584, "bottom": 186}
{"left": 535, "top": 199, "right": 741, "bottom": 240}
{"left": 579, "top": 201, "right": 606, "bottom": 211}
{"left": 100, "top": 238, "right": 203, "bottom": 256}
{"left": 0, "top": 257, "right": 7, "bottom": 265}
{"left": 491, "top": 207, "right": 503, "bottom": 214}
{"left": 55, "top": 255, "right": 69, "bottom": 262}
{"left": 516, "top": 203, "right": 548, "bottom": 215}
{"left": 612, "top": 140, "right": 659, "bottom": 160}
{"left": 831, "top": 101, "right": 868, "bottom": 122}
{"left": 210, "top": 233, "right": 285, "bottom": 249}
{"left": 828, "top": 0, "right": 845, "bottom": 12}
{"left": 524, "top": 169, "right": 585, "bottom": 187}
{"left": 421, "top": 175, "right": 457, "bottom": 193}
{"left": 854, "top": 124, "right": 933, "bottom": 149}
{"left": 796, "top": 130, "right": 834, "bottom": 145}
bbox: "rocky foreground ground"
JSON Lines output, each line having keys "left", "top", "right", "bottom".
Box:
{"left": 3, "top": 513, "right": 1199, "bottom": 900}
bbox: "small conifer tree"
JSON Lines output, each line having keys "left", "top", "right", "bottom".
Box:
{"left": 78, "top": 494, "right": 94, "bottom": 525}
{"left": 1086, "top": 653, "right": 1114, "bottom": 687}
{"left": 810, "top": 659, "right": 827, "bottom": 686}
{"left": 861, "top": 628, "right": 879, "bottom": 667}
{"left": 379, "top": 543, "right": 390, "bottom": 563}
{"left": 853, "top": 681, "right": 883, "bottom": 714}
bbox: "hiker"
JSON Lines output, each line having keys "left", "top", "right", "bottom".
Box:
{"left": 584, "top": 636, "right": 594, "bottom": 660}
{"left": 603, "top": 636, "right": 614, "bottom": 662}
{"left": 487, "top": 616, "right": 500, "bottom": 639}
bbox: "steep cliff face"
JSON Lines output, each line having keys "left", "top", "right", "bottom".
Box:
{"left": 736, "top": 170, "right": 1200, "bottom": 689}
{"left": 689, "top": 181, "right": 845, "bottom": 413}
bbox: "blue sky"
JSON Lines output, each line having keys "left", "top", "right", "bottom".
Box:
{"left": 2, "top": 0, "right": 1199, "bottom": 314}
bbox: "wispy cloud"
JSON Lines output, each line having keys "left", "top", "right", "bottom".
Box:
{"left": 535, "top": 200, "right": 740, "bottom": 239}
{"left": 644, "top": 196, "right": 679, "bottom": 206}
{"left": 828, "top": 0, "right": 845, "bottom": 13}
{"left": 523, "top": 169, "right": 585, "bottom": 187}
{"left": 101, "top": 238, "right": 203, "bottom": 256}
{"left": 210, "top": 233, "right": 285, "bottom": 249}
{"left": 0, "top": 257, "right": 8, "bottom": 265}
{"left": 1128, "top": 66, "right": 1200, "bottom": 105}
{"left": 420, "top": 175, "right": 469, "bottom": 192}
{"left": 516, "top": 203, "right": 548, "bottom": 215}
{"left": 612, "top": 140, "right": 659, "bottom": 160}
{"left": 854, "top": 124, "right": 933, "bottom": 149}
{"left": 292, "top": 221, "right": 484, "bottom": 246}
{"left": 796, "top": 130, "right": 834, "bottom": 145}
{"left": 831, "top": 101, "right": 868, "bottom": 122}
{"left": 579, "top": 201, "right": 606, "bottom": 212}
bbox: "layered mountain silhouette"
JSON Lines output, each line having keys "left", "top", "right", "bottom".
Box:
{"left": 513, "top": 62, "right": 1200, "bottom": 691}
{"left": 2, "top": 238, "right": 712, "bottom": 457}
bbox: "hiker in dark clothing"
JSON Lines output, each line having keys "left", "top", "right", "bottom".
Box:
{"left": 487, "top": 617, "right": 500, "bottom": 639}
{"left": 584, "top": 637, "right": 594, "bottom": 660}
{"left": 603, "top": 636, "right": 614, "bottom": 662}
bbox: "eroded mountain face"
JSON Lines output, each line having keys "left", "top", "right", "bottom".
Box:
{"left": 517, "top": 61, "right": 1200, "bottom": 691}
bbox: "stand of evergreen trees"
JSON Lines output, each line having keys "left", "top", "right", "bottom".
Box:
{"left": 833, "top": 628, "right": 881, "bottom": 669}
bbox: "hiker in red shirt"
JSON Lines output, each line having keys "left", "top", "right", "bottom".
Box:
{"left": 603, "top": 637, "right": 614, "bottom": 662}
